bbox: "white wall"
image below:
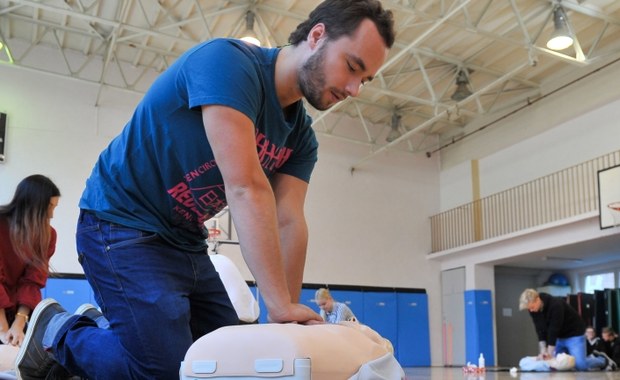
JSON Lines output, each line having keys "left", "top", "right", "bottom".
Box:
{"left": 0, "top": 65, "right": 141, "bottom": 273}
{"left": 440, "top": 60, "right": 620, "bottom": 210}
{"left": 0, "top": 63, "right": 445, "bottom": 364}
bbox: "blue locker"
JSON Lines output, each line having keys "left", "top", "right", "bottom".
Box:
{"left": 363, "top": 291, "right": 398, "bottom": 356}
{"left": 254, "top": 285, "right": 269, "bottom": 324}
{"left": 299, "top": 287, "right": 319, "bottom": 313}
{"left": 397, "top": 292, "right": 431, "bottom": 366}
{"left": 465, "top": 289, "right": 494, "bottom": 366}
{"left": 330, "top": 289, "right": 364, "bottom": 322}
{"left": 256, "top": 286, "right": 318, "bottom": 323}
{"left": 43, "top": 278, "right": 93, "bottom": 313}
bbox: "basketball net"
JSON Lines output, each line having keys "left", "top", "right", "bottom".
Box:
{"left": 207, "top": 227, "right": 221, "bottom": 243}
{"left": 608, "top": 202, "right": 620, "bottom": 227}
{"left": 205, "top": 218, "right": 221, "bottom": 248}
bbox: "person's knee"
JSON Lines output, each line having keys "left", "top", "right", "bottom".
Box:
{"left": 573, "top": 357, "right": 588, "bottom": 371}
{"left": 574, "top": 363, "right": 588, "bottom": 371}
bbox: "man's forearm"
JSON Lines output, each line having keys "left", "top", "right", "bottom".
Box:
{"left": 278, "top": 220, "right": 308, "bottom": 303}
{"left": 226, "top": 183, "right": 291, "bottom": 316}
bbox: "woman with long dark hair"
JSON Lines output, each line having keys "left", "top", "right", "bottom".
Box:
{"left": 0, "top": 174, "right": 60, "bottom": 347}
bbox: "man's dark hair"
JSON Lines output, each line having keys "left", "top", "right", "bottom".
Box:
{"left": 288, "top": 0, "right": 395, "bottom": 48}
{"left": 603, "top": 327, "right": 617, "bottom": 336}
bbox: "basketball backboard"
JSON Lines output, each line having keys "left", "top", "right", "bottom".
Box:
{"left": 597, "top": 163, "right": 620, "bottom": 229}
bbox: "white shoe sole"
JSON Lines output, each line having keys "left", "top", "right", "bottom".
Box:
{"left": 15, "top": 298, "right": 58, "bottom": 380}
{"left": 74, "top": 303, "right": 97, "bottom": 316}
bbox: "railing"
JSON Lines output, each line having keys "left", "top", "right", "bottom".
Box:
{"left": 430, "top": 150, "right": 620, "bottom": 252}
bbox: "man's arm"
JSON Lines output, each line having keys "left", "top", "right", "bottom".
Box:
{"left": 530, "top": 313, "right": 549, "bottom": 358}
{"left": 545, "top": 300, "right": 565, "bottom": 348}
{"left": 271, "top": 172, "right": 309, "bottom": 303}
{"left": 202, "top": 105, "right": 321, "bottom": 324}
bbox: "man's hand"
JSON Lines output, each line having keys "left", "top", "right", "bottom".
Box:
{"left": 537, "top": 345, "right": 555, "bottom": 360}
{"left": 537, "top": 341, "right": 548, "bottom": 360}
{"left": 268, "top": 303, "right": 324, "bottom": 325}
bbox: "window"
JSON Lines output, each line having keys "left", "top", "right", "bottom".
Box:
{"left": 584, "top": 272, "right": 616, "bottom": 293}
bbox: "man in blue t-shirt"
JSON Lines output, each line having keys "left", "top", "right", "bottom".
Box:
{"left": 17, "top": 1, "right": 395, "bottom": 379}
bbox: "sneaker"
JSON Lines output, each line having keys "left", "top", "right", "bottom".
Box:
{"left": 74, "top": 303, "right": 101, "bottom": 320}
{"left": 593, "top": 350, "right": 618, "bottom": 371}
{"left": 74, "top": 304, "right": 109, "bottom": 329}
{"left": 15, "top": 298, "right": 67, "bottom": 380}
{"left": 45, "top": 362, "right": 74, "bottom": 380}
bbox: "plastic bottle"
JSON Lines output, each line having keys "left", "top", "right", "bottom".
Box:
{"left": 478, "top": 353, "right": 485, "bottom": 370}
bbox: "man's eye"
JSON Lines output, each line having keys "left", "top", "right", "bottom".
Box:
{"left": 347, "top": 61, "right": 356, "bottom": 72}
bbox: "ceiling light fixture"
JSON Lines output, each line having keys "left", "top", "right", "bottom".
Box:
{"left": 546, "top": 4, "right": 573, "bottom": 51}
{"left": 451, "top": 70, "right": 472, "bottom": 101}
{"left": 542, "top": 256, "right": 583, "bottom": 263}
{"left": 386, "top": 113, "right": 402, "bottom": 142}
{"left": 240, "top": 11, "right": 261, "bottom": 46}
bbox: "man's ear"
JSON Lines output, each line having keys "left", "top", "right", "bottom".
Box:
{"left": 307, "top": 23, "right": 326, "bottom": 49}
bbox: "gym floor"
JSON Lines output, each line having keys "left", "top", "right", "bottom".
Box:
{"left": 403, "top": 367, "right": 620, "bottom": 379}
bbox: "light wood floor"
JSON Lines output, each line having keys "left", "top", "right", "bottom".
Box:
{"left": 403, "top": 367, "right": 620, "bottom": 380}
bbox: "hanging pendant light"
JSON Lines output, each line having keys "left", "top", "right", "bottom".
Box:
{"left": 451, "top": 70, "right": 472, "bottom": 101}
{"left": 547, "top": 5, "right": 573, "bottom": 50}
{"left": 386, "top": 113, "right": 402, "bottom": 142}
{"left": 240, "top": 11, "right": 261, "bottom": 46}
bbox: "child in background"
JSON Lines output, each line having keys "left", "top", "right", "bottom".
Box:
{"left": 314, "top": 288, "right": 357, "bottom": 323}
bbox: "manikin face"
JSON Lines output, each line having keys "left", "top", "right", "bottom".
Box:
{"left": 316, "top": 297, "right": 334, "bottom": 313}
{"left": 298, "top": 18, "right": 389, "bottom": 111}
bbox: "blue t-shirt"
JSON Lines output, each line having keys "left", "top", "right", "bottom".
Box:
{"left": 80, "top": 39, "right": 318, "bottom": 250}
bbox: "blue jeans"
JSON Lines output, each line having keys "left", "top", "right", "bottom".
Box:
{"left": 556, "top": 334, "right": 604, "bottom": 371}
{"left": 520, "top": 335, "right": 606, "bottom": 372}
{"left": 51, "top": 210, "right": 238, "bottom": 379}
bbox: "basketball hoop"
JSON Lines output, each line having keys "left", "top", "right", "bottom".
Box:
{"left": 608, "top": 202, "right": 620, "bottom": 227}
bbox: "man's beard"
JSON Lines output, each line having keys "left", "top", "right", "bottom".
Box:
{"left": 298, "top": 42, "right": 331, "bottom": 111}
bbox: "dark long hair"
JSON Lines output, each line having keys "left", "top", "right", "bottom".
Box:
{"left": 0, "top": 174, "right": 60, "bottom": 271}
{"left": 288, "top": 0, "right": 395, "bottom": 48}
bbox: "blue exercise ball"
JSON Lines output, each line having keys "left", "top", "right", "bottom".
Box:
{"left": 547, "top": 273, "right": 569, "bottom": 286}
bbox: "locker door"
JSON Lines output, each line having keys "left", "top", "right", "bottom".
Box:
{"left": 256, "top": 287, "right": 268, "bottom": 323}
{"left": 397, "top": 292, "right": 430, "bottom": 366}
{"left": 465, "top": 290, "right": 494, "bottom": 366}
{"left": 43, "top": 278, "right": 92, "bottom": 313}
{"left": 257, "top": 286, "right": 318, "bottom": 323}
{"left": 329, "top": 289, "right": 364, "bottom": 322}
{"left": 299, "top": 287, "right": 319, "bottom": 314}
{"left": 442, "top": 268, "right": 465, "bottom": 366}
{"left": 363, "top": 291, "right": 397, "bottom": 355}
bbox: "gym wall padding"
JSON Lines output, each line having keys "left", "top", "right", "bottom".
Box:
{"left": 465, "top": 289, "right": 495, "bottom": 366}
